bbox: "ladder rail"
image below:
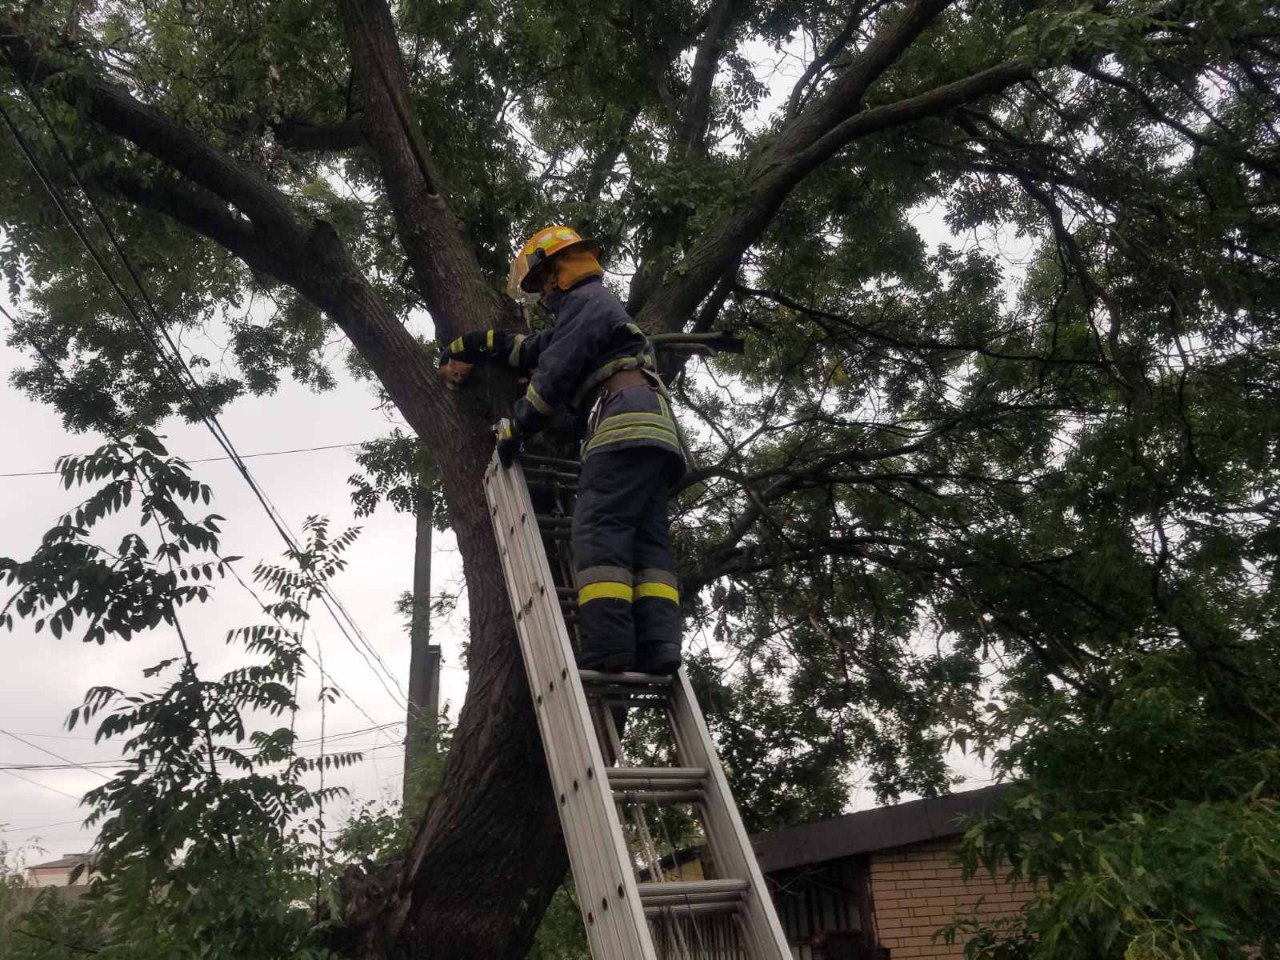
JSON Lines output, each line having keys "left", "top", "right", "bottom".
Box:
{"left": 486, "top": 456, "right": 658, "bottom": 960}
{"left": 487, "top": 440, "right": 791, "bottom": 960}
{"left": 669, "top": 671, "right": 792, "bottom": 958}
{"left": 493, "top": 499, "right": 631, "bottom": 959}
{"left": 491, "top": 462, "right": 642, "bottom": 960}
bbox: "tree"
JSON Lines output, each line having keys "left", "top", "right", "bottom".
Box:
{"left": 1, "top": 0, "right": 1278, "bottom": 957}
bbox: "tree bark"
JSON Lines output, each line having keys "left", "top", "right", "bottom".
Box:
{"left": 2, "top": 17, "right": 569, "bottom": 959}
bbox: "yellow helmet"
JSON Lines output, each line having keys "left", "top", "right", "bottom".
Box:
{"left": 506, "top": 225, "right": 599, "bottom": 301}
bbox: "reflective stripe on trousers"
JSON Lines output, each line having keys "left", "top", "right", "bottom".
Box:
{"left": 571, "top": 448, "right": 681, "bottom": 661}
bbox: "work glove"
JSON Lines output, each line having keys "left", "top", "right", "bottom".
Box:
{"left": 512, "top": 394, "right": 550, "bottom": 437}
{"left": 495, "top": 421, "right": 523, "bottom": 469}
{"left": 440, "top": 330, "right": 515, "bottom": 365}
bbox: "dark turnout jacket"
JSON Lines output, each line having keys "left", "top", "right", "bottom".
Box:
{"left": 449, "top": 276, "right": 684, "bottom": 467}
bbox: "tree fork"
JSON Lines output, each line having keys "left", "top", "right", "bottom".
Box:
{"left": 2, "top": 15, "right": 571, "bottom": 959}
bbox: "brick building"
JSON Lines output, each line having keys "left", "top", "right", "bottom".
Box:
{"left": 865, "top": 833, "right": 1027, "bottom": 958}
{"left": 751, "top": 784, "right": 1030, "bottom": 959}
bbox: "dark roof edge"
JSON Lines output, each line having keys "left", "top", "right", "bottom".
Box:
{"left": 25, "top": 853, "right": 94, "bottom": 871}
{"left": 751, "top": 783, "right": 1013, "bottom": 874}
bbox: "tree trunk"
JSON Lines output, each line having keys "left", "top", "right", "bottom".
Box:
{"left": 310, "top": 270, "right": 569, "bottom": 960}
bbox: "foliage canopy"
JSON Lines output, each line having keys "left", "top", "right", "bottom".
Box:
{"left": 2, "top": 0, "right": 1279, "bottom": 956}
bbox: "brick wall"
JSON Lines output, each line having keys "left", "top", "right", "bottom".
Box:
{"left": 868, "top": 837, "right": 1031, "bottom": 959}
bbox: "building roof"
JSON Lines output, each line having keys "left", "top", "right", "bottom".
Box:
{"left": 26, "top": 853, "right": 92, "bottom": 872}
{"left": 751, "top": 784, "right": 1012, "bottom": 874}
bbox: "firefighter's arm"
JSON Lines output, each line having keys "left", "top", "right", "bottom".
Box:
{"left": 439, "top": 329, "right": 542, "bottom": 388}
{"left": 440, "top": 329, "right": 525, "bottom": 365}
{"left": 512, "top": 304, "right": 609, "bottom": 436}
{"left": 439, "top": 328, "right": 556, "bottom": 388}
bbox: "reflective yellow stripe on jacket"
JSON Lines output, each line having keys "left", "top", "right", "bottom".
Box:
{"left": 584, "top": 411, "right": 681, "bottom": 456}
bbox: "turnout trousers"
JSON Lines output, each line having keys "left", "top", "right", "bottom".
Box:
{"left": 571, "top": 447, "right": 682, "bottom": 673}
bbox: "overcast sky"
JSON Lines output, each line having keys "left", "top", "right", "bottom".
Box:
{"left": 0, "top": 299, "right": 475, "bottom": 866}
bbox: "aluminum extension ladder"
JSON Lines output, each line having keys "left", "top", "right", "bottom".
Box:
{"left": 485, "top": 441, "right": 791, "bottom": 960}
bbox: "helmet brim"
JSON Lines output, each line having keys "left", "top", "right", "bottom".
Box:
{"left": 518, "top": 238, "right": 600, "bottom": 292}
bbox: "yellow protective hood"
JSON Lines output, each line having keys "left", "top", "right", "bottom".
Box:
{"left": 553, "top": 247, "right": 604, "bottom": 290}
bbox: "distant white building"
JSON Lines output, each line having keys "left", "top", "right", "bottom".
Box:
{"left": 26, "top": 852, "right": 94, "bottom": 887}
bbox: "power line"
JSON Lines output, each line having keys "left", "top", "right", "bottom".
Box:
{"left": 0, "top": 817, "right": 86, "bottom": 834}
{"left": 0, "top": 767, "right": 83, "bottom": 801}
{"left": 0, "top": 729, "right": 110, "bottom": 781}
{"left": 0, "top": 92, "right": 408, "bottom": 713}
{"left": 216, "top": 558, "right": 396, "bottom": 729}
{"left": 0, "top": 440, "right": 369, "bottom": 478}
{"left": 0, "top": 736, "right": 409, "bottom": 773}
{"left": 0, "top": 719, "right": 403, "bottom": 746}
{"left": 2, "top": 306, "right": 431, "bottom": 714}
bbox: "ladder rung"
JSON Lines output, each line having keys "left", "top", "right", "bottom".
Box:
{"left": 522, "top": 454, "right": 582, "bottom": 471}
{"left": 580, "top": 670, "right": 674, "bottom": 688}
{"left": 644, "top": 901, "right": 740, "bottom": 919}
{"left": 613, "top": 789, "right": 703, "bottom": 804}
{"left": 609, "top": 768, "right": 707, "bottom": 797}
{"left": 580, "top": 669, "right": 674, "bottom": 705}
{"left": 608, "top": 767, "right": 708, "bottom": 782}
{"left": 638, "top": 879, "right": 749, "bottom": 902}
{"left": 523, "top": 467, "right": 581, "bottom": 484}
{"left": 639, "top": 880, "right": 748, "bottom": 915}
{"left": 535, "top": 513, "right": 573, "bottom": 527}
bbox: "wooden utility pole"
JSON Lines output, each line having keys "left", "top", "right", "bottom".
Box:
{"left": 403, "top": 479, "right": 442, "bottom": 810}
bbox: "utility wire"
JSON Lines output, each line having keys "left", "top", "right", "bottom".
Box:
{"left": 0, "top": 719, "right": 403, "bottom": 745}
{"left": 0, "top": 738, "right": 408, "bottom": 772}
{"left": 0, "top": 817, "right": 86, "bottom": 834}
{"left": 1, "top": 767, "right": 83, "bottom": 801}
{"left": 0, "top": 441, "right": 368, "bottom": 478}
{"left": 0, "top": 307, "right": 400, "bottom": 786}
{"left": 0, "top": 86, "right": 406, "bottom": 709}
{"left": 0, "top": 90, "right": 408, "bottom": 712}
{"left": 0, "top": 728, "right": 110, "bottom": 781}
{"left": 217, "top": 557, "right": 395, "bottom": 728}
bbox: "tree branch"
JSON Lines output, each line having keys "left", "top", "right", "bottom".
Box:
{"left": 1080, "top": 63, "right": 1280, "bottom": 179}
{"left": 796, "top": 0, "right": 955, "bottom": 138}
{"left": 732, "top": 280, "right": 1103, "bottom": 367}
{"left": 1, "top": 24, "right": 300, "bottom": 241}
{"left": 786, "top": 5, "right": 866, "bottom": 118}
{"left": 339, "top": 0, "right": 507, "bottom": 342}
{"left": 105, "top": 169, "right": 280, "bottom": 273}
{"left": 800, "top": 60, "right": 1033, "bottom": 170}
{"left": 677, "top": 0, "right": 747, "bottom": 159}
{"left": 272, "top": 116, "right": 367, "bottom": 153}
{"left": 631, "top": 0, "right": 958, "bottom": 318}
{"left": 636, "top": 57, "right": 1032, "bottom": 329}
{"left": 0, "top": 23, "right": 460, "bottom": 461}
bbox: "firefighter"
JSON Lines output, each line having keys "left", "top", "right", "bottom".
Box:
{"left": 439, "top": 226, "right": 684, "bottom": 674}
